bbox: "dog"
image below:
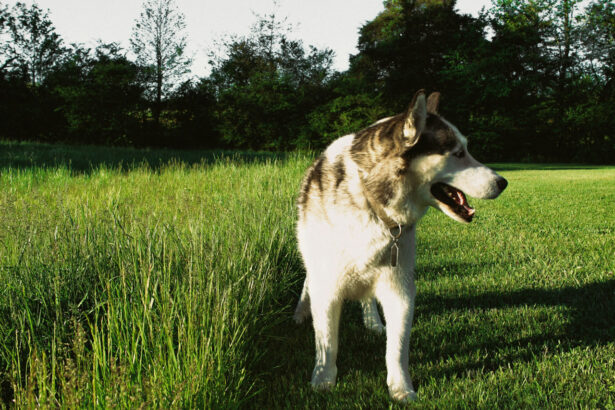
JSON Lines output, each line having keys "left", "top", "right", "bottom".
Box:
{"left": 293, "top": 90, "right": 508, "bottom": 401}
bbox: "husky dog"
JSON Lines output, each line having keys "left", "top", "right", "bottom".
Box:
{"left": 294, "top": 90, "right": 508, "bottom": 401}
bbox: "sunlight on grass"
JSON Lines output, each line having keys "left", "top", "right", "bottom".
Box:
{"left": 0, "top": 142, "right": 614, "bottom": 407}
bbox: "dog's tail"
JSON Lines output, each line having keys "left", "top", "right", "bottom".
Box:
{"left": 293, "top": 279, "right": 311, "bottom": 324}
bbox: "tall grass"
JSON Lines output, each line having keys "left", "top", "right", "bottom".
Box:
{"left": 0, "top": 147, "right": 307, "bottom": 407}
{"left": 1, "top": 142, "right": 614, "bottom": 408}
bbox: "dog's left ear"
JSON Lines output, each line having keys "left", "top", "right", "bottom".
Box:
{"left": 403, "top": 89, "right": 427, "bottom": 147}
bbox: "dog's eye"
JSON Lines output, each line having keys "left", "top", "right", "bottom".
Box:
{"left": 454, "top": 150, "right": 465, "bottom": 158}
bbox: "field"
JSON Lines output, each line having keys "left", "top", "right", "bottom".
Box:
{"left": 0, "top": 141, "right": 614, "bottom": 408}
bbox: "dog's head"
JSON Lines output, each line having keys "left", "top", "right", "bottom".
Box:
{"left": 401, "top": 90, "right": 508, "bottom": 223}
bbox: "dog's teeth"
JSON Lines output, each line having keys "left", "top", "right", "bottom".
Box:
{"left": 453, "top": 190, "right": 467, "bottom": 205}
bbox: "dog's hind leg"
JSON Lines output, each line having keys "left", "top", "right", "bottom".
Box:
{"left": 293, "top": 279, "right": 311, "bottom": 324}
{"left": 310, "top": 294, "right": 342, "bottom": 390}
{"left": 361, "top": 297, "right": 385, "bottom": 334}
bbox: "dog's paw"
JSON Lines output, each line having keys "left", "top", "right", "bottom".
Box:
{"left": 389, "top": 387, "right": 418, "bottom": 402}
{"left": 388, "top": 380, "right": 417, "bottom": 402}
{"left": 311, "top": 366, "right": 337, "bottom": 390}
{"left": 311, "top": 379, "right": 336, "bottom": 391}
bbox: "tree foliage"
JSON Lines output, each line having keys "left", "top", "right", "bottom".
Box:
{"left": 346, "top": 0, "right": 614, "bottom": 162}
{"left": 0, "top": 0, "right": 614, "bottom": 162}
{"left": 208, "top": 12, "right": 335, "bottom": 150}
{"left": 47, "top": 43, "right": 144, "bottom": 145}
{"left": 351, "top": 0, "right": 485, "bottom": 111}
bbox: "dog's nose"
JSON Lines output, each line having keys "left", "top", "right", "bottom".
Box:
{"left": 496, "top": 177, "right": 508, "bottom": 191}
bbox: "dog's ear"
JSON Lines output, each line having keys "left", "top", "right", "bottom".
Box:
{"left": 403, "top": 89, "right": 427, "bottom": 147}
{"left": 426, "top": 91, "right": 440, "bottom": 114}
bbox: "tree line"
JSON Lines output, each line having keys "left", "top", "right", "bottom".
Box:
{"left": 1, "top": 0, "right": 614, "bottom": 162}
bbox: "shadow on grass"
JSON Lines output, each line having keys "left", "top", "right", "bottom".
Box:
{"left": 253, "top": 275, "right": 615, "bottom": 405}
{"left": 414, "top": 279, "right": 615, "bottom": 378}
{"left": 0, "top": 141, "right": 296, "bottom": 173}
{"left": 2, "top": 142, "right": 610, "bottom": 174}
{"left": 489, "top": 163, "right": 612, "bottom": 171}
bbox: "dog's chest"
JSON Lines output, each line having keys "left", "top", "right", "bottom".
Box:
{"left": 338, "top": 223, "right": 416, "bottom": 298}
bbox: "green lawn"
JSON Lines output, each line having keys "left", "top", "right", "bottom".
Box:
{"left": 1, "top": 141, "right": 614, "bottom": 408}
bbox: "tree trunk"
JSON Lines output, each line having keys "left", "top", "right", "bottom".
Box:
{"left": 153, "top": 72, "right": 162, "bottom": 128}
{"left": 556, "top": 0, "right": 574, "bottom": 155}
{"left": 153, "top": 45, "right": 163, "bottom": 131}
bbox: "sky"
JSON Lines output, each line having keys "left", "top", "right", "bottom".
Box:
{"left": 7, "top": 0, "right": 491, "bottom": 77}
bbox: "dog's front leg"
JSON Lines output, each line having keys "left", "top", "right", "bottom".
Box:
{"left": 376, "top": 272, "right": 417, "bottom": 402}
{"left": 310, "top": 294, "right": 343, "bottom": 390}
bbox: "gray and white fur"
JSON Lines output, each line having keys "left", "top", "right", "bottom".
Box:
{"left": 294, "top": 90, "right": 508, "bottom": 402}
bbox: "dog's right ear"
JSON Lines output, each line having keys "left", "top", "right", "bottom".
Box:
{"left": 402, "top": 89, "right": 427, "bottom": 147}
{"left": 426, "top": 91, "right": 440, "bottom": 114}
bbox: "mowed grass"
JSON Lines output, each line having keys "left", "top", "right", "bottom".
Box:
{"left": 0, "top": 141, "right": 614, "bottom": 408}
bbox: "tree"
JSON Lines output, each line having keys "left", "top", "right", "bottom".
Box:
{"left": 0, "top": 3, "right": 13, "bottom": 71}
{"left": 167, "top": 79, "right": 219, "bottom": 148}
{"left": 349, "top": 0, "right": 484, "bottom": 113}
{"left": 209, "top": 11, "right": 335, "bottom": 150}
{"left": 0, "top": 2, "right": 65, "bottom": 141}
{"left": 580, "top": 0, "right": 615, "bottom": 86}
{"left": 482, "top": 0, "right": 589, "bottom": 159}
{"left": 4, "top": 2, "right": 64, "bottom": 85}
{"left": 570, "top": 0, "right": 615, "bottom": 162}
{"left": 130, "top": 0, "right": 191, "bottom": 129}
{"left": 47, "top": 43, "right": 144, "bottom": 145}
{"left": 304, "top": 72, "right": 388, "bottom": 149}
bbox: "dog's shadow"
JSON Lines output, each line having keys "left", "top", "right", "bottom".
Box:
{"left": 412, "top": 277, "right": 615, "bottom": 380}
{"left": 254, "top": 266, "right": 615, "bottom": 400}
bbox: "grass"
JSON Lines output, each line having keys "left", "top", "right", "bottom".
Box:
{"left": 0, "top": 141, "right": 614, "bottom": 408}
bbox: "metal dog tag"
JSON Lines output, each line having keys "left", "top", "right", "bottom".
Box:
{"left": 389, "top": 224, "right": 402, "bottom": 267}
{"left": 390, "top": 242, "right": 399, "bottom": 267}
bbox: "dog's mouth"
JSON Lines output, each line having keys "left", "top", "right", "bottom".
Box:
{"left": 430, "top": 183, "right": 475, "bottom": 222}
